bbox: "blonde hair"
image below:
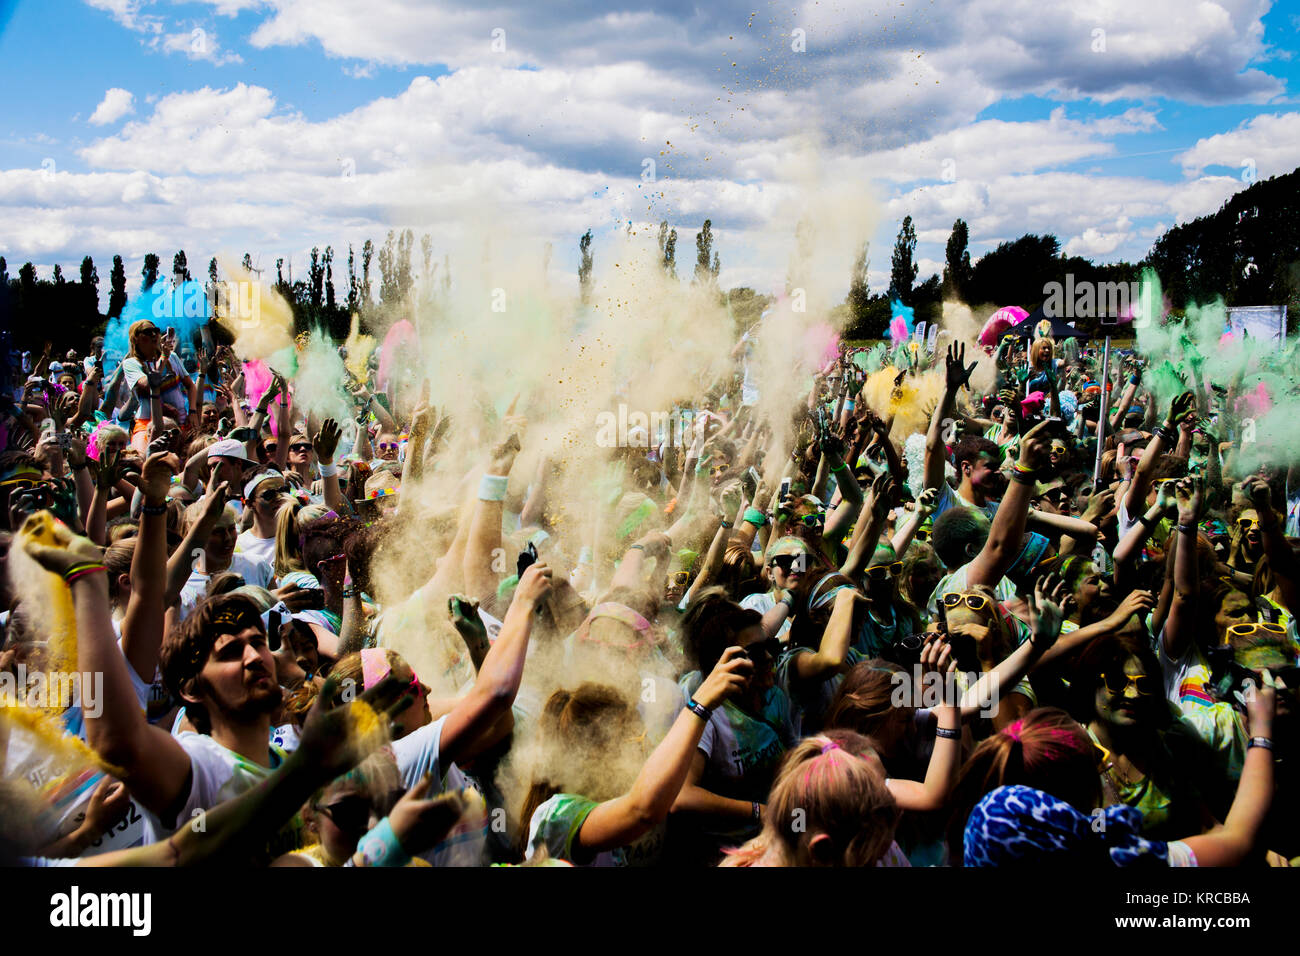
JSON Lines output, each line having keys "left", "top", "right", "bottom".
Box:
{"left": 274, "top": 502, "right": 331, "bottom": 578}
{"left": 727, "top": 730, "right": 899, "bottom": 867}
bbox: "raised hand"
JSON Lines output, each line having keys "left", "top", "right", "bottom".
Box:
{"left": 1025, "top": 572, "right": 1072, "bottom": 649}
{"left": 694, "top": 645, "right": 755, "bottom": 710}
{"left": 139, "top": 451, "right": 180, "bottom": 504}
{"left": 19, "top": 513, "right": 103, "bottom": 577}
{"left": 295, "top": 673, "right": 415, "bottom": 780}
{"left": 93, "top": 447, "right": 123, "bottom": 492}
{"left": 313, "top": 418, "right": 342, "bottom": 465}
{"left": 1017, "top": 419, "right": 1054, "bottom": 474}
{"left": 1173, "top": 475, "right": 1205, "bottom": 526}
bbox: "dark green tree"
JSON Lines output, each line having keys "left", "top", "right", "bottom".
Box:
{"left": 658, "top": 220, "right": 678, "bottom": 278}
{"left": 108, "top": 255, "right": 128, "bottom": 318}
{"left": 694, "top": 219, "right": 717, "bottom": 285}
{"left": 889, "top": 216, "right": 918, "bottom": 303}
{"left": 80, "top": 256, "right": 99, "bottom": 316}
{"left": 578, "top": 230, "right": 594, "bottom": 305}
{"left": 942, "top": 219, "right": 972, "bottom": 302}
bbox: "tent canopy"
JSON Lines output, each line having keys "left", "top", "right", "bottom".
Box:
{"left": 999, "top": 304, "right": 1088, "bottom": 341}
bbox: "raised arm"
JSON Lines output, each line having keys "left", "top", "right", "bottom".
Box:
{"left": 924, "top": 343, "right": 977, "bottom": 493}
{"left": 966, "top": 419, "right": 1052, "bottom": 589}
{"left": 1162, "top": 476, "right": 1205, "bottom": 662}
{"left": 20, "top": 516, "right": 193, "bottom": 817}
{"left": 571, "top": 648, "right": 751, "bottom": 857}
{"left": 1181, "top": 675, "right": 1277, "bottom": 867}
{"left": 439, "top": 563, "right": 553, "bottom": 769}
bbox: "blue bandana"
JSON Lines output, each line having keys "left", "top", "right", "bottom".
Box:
{"left": 964, "top": 785, "right": 1169, "bottom": 867}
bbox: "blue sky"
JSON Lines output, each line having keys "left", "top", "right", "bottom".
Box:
{"left": 2, "top": 0, "right": 1298, "bottom": 307}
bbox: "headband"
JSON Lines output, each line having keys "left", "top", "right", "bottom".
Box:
{"left": 575, "top": 602, "right": 655, "bottom": 650}
{"left": 360, "top": 647, "right": 391, "bottom": 690}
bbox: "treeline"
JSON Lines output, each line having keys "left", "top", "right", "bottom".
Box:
{"left": 843, "top": 166, "right": 1300, "bottom": 339}
{"left": 0, "top": 229, "right": 447, "bottom": 355}
{"left": 5, "top": 168, "right": 1298, "bottom": 355}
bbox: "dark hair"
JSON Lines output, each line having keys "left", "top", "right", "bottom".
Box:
{"left": 930, "top": 505, "right": 989, "bottom": 570}
{"left": 1064, "top": 632, "right": 1166, "bottom": 729}
{"left": 680, "top": 587, "right": 762, "bottom": 674}
{"left": 159, "top": 593, "right": 264, "bottom": 735}
{"left": 952, "top": 436, "right": 999, "bottom": 475}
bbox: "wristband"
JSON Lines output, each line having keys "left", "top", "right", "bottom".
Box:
{"left": 720, "top": 519, "right": 732, "bottom": 529}
{"left": 743, "top": 507, "right": 768, "bottom": 528}
{"left": 63, "top": 563, "right": 107, "bottom": 584}
{"left": 1137, "top": 512, "right": 1155, "bottom": 530}
{"left": 478, "top": 474, "right": 509, "bottom": 501}
{"left": 831, "top": 461, "right": 848, "bottom": 473}
{"left": 1153, "top": 424, "right": 1175, "bottom": 444}
{"left": 1010, "top": 469, "right": 1036, "bottom": 486}
{"left": 1248, "top": 736, "right": 1274, "bottom": 752}
{"left": 628, "top": 543, "right": 646, "bottom": 552}
{"left": 686, "top": 698, "right": 711, "bottom": 720}
{"left": 1176, "top": 523, "right": 1198, "bottom": 535}
{"left": 779, "top": 594, "right": 794, "bottom": 610}
{"left": 845, "top": 400, "right": 855, "bottom": 411}
{"left": 354, "top": 817, "right": 411, "bottom": 868}
{"left": 318, "top": 461, "right": 338, "bottom": 478}
{"left": 751, "top": 801, "right": 763, "bottom": 822}
{"left": 141, "top": 502, "right": 168, "bottom": 515}
{"left": 935, "top": 726, "right": 961, "bottom": 740}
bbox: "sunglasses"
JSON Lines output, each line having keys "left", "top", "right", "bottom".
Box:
{"left": 138, "top": 328, "right": 161, "bottom": 338}
{"left": 942, "top": 592, "right": 990, "bottom": 612}
{"left": 378, "top": 442, "right": 399, "bottom": 452}
{"left": 289, "top": 443, "right": 313, "bottom": 454}
{"left": 798, "top": 512, "right": 825, "bottom": 528}
{"left": 1100, "top": 671, "right": 1157, "bottom": 697}
{"left": 769, "top": 553, "right": 809, "bottom": 573}
{"left": 914, "top": 528, "right": 931, "bottom": 542}
{"left": 1236, "top": 517, "right": 1260, "bottom": 531}
{"left": 669, "top": 570, "right": 691, "bottom": 587}
{"left": 865, "top": 560, "right": 903, "bottom": 582}
{"left": 313, "top": 794, "right": 373, "bottom": 834}
{"left": 1226, "top": 622, "right": 1286, "bottom": 638}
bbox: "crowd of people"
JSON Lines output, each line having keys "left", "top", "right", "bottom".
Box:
{"left": 0, "top": 305, "right": 1296, "bottom": 868}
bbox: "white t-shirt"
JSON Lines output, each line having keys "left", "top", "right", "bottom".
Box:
{"left": 390, "top": 715, "right": 489, "bottom": 866}
{"left": 119, "top": 353, "right": 188, "bottom": 420}
{"left": 740, "top": 591, "right": 792, "bottom": 639}
{"left": 235, "top": 529, "right": 276, "bottom": 568}
{"left": 1155, "top": 634, "right": 1247, "bottom": 779}
{"left": 932, "top": 481, "right": 998, "bottom": 524}
{"left": 178, "top": 553, "right": 275, "bottom": 620}
{"left": 139, "top": 732, "right": 299, "bottom": 859}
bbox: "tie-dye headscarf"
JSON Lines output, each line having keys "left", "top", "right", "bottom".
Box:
{"left": 963, "top": 785, "right": 1169, "bottom": 867}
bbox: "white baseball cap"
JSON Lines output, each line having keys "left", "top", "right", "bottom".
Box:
{"left": 207, "top": 438, "right": 257, "bottom": 464}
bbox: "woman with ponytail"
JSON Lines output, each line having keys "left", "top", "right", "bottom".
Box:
{"left": 720, "top": 730, "right": 904, "bottom": 867}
